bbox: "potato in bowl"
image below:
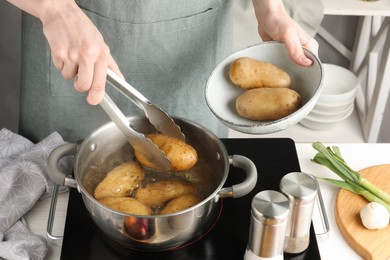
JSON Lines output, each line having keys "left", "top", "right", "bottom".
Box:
{"left": 205, "top": 42, "right": 323, "bottom": 134}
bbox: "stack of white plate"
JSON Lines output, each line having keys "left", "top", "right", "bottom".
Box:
{"left": 300, "top": 63, "right": 358, "bottom": 130}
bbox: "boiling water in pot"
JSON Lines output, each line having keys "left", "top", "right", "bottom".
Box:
{"left": 81, "top": 141, "right": 220, "bottom": 215}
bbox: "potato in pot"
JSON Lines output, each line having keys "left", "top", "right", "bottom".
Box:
{"left": 135, "top": 133, "right": 198, "bottom": 171}
{"left": 94, "top": 161, "right": 144, "bottom": 200}
{"left": 135, "top": 178, "right": 197, "bottom": 208}
{"left": 236, "top": 88, "right": 302, "bottom": 121}
{"left": 160, "top": 193, "right": 202, "bottom": 214}
{"left": 229, "top": 57, "right": 291, "bottom": 89}
{"left": 98, "top": 196, "right": 152, "bottom": 215}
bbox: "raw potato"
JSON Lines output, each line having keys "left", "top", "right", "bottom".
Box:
{"left": 229, "top": 57, "right": 291, "bottom": 89}
{"left": 236, "top": 88, "right": 302, "bottom": 120}
{"left": 94, "top": 161, "right": 145, "bottom": 200}
{"left": 99, "top": 196, "right": 152, "bottom": 215}
{"left": 160, "top": 193, "right": 202, "bottom": 214}
{"left": 135, "top": 133, "right": 198, "bottom": 171}
{"left": 135, "top": 179, "right": 197, "bottom": 208}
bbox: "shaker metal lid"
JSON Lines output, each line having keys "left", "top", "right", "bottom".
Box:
{"left": 251, "top": 190, "right": 289, "bottom": 225}
{"left": 280, "top": 172, "right": 318, "bottom": 204}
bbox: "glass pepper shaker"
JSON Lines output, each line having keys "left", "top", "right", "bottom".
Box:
{"left": 280, "top": 172, "right": 318, "bottom": 254}
{"left": 244, "top": 190, "right": 290, "bottom": 260}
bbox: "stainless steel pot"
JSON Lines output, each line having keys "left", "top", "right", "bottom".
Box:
{"left": 47, "top": 116, "right": 257, "bottom": 251}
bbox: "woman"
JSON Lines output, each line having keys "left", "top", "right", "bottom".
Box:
{"left": 7, "top": 0, "right": 322, "bottom": 142}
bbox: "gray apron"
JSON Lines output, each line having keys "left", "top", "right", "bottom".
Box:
{"left": 20, "top": 0, "right": 233, "bottom": 142}
{"left": 283, "top": 0, "right": 324, "bottom": 37}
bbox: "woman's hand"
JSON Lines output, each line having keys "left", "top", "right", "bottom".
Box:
{"left": 40, "top": 0, "right": 123, "bottom": 105}
{"left": 252, "top": 0, "right": 319, "bottom": 66}
{"left": 8, "top": 0, "right": 122, "bottom": 105}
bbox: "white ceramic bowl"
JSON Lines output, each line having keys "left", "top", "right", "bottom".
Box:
{"left": 308, "top": 102, "right": 354, "bottom": 122}
{"left": 300, "top": 103, "right": 354, "bottom": 130}
{"left": 312, "top": 98, "right": 355, "bottom": 114}
{"left": 318, "top": 64, "right": 358, "bottom": 105}
{"left": 205, "top": 42, "right": 323, "bottom": 134}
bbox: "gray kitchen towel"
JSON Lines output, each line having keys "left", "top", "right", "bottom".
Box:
{"left": 0, "top": 128, "right": 70, "bottom": 260}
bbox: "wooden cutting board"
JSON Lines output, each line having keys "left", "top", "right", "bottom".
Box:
{"left": 335, "top": 164, "right": 390, "bottom": 260}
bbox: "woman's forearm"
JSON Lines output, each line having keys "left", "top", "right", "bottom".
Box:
{"left": 6, "top": 0, "right": 78, "bottom": 24}
{"left": 252, "top": 0, "right": 287, "bottom": 16}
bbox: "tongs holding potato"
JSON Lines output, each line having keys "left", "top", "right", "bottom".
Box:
{"left": 100, "top": 68, "right": 185, "bottom": 171}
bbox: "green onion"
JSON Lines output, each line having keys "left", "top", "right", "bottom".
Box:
{"left": 312, "top": 142, "right": 390, "bottom": 214}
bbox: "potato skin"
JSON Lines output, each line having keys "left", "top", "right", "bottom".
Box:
{"left": 135, "top": 179, "right": 196, "bottom": 208}
{"left": 94, "top": 161, "right": 145, "bottom": 200}
{"left": 160, "top": 193, "right": 202, "bottom": 214}
{"left": 229, "top": 57, "right": 291, "bottom": 89}
{"left": 98, "top": 196, "right": 152, "bottom": 215}
{"left": 135, "top": 133, "right": 198, "bottom": 171}
{"left": 236, "top": 88, "right": 302, "bottom": 120}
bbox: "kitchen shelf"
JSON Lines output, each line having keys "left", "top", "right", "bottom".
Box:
{"left": 323, "top": 0, "right": 390, "bottom": 16}
{"left": 228, "top": 107, "right": 365, "bottom": 143}
{"left": 318, "top": 0, "right": 390, "bottom": 142}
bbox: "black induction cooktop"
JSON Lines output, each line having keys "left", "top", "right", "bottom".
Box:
{"left": 60, "top": 138, "right": 321, "bottom": 259}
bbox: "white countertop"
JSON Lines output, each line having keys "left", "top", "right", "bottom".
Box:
{"left": 25, "top": 142, "right": 390, "bottom": 260}
{"left": 295, "top": 143, "right": 390, "bottom": 260}
{"left": 228, "top": 109, "right": 365, "bottom": 143}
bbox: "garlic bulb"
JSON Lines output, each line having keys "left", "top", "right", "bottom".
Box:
{"left": 360, "top": 202, "right": 389, "bottom": 230}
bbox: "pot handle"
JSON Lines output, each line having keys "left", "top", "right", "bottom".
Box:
{"left": 219, "top": 155, "right": 257, "bottom": 198}
{"left": 47, "top": 143, "right": 78, "bottom": 188}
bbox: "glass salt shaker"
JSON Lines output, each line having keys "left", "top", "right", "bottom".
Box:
{"left": 280, "top": 172, "right": 318, "bottom": 254}
{"left": 244, "top": 190, "right": 290, "bottom": 260}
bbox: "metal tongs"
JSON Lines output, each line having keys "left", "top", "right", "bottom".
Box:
{"left": 100, "top": 68, "right": 185, "bottom": 171}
